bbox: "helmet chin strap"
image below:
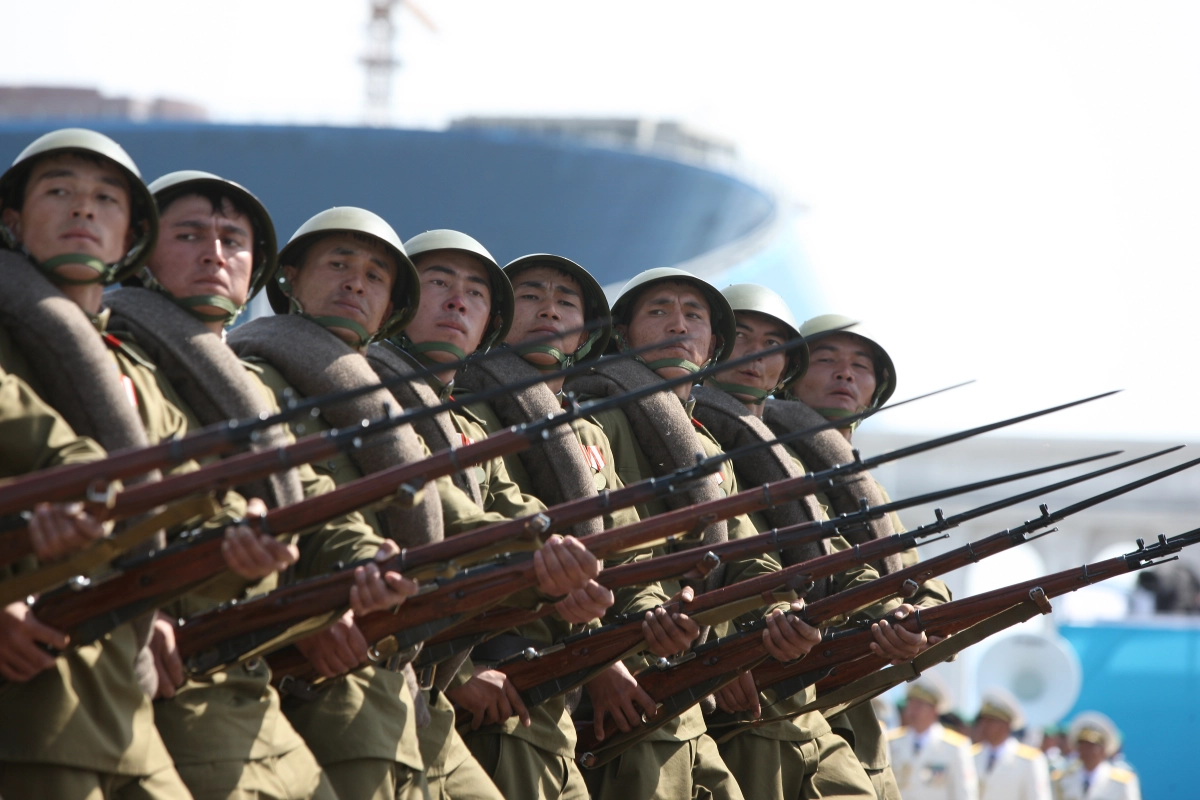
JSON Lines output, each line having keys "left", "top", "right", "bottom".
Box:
{"left": 36, "top": 252, "right": 117, "bottom": 285}
{"left": 612, "top": 330, "right": 706, "bottom": 375}
{"left": 138, "top": 267, "right": 243, "bottom": 325}
{"left": 812, "top": 405, "right": 863, "bottom": 434}
{"left": 278, "top": 274, "right": 372, "bottom": 348}
{"left": 706, "top": 378, "right": 772, "bottom": 404}
{"left": 515, "top": 327, "right": 604, "bottom": 373}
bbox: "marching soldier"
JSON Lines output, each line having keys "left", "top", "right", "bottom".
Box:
{"left": 564, "top": 267, "right": 815, "bottom": 800}
{"left": 1052, "top": 712, "right": 1141, "bottom": 800}
{"left": 111, "top": 172, "right": 419, "bottom": 799}
{"left": 379, "top": 232, "right": 609, "bottom": 799}
{"left": 887, "top": 676, "right": 978, "bottom": 800}
{"left": 0, "top": 127, "right": 228, "bottom": 798}
{"left": 699, "top": 284, "right": 896, "bottom": 798}
{"left": 781, "top": 313, "right": 953, "bottom": 799}
{"left": 971, "top": 688, "right": 1052, "bottom": 800}
{"left": 447, "top": 252, "right": 629, "bottom": 799}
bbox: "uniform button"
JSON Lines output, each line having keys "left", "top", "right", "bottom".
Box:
{"left": 473, "top": 466, "right": 487, "bottom": 485}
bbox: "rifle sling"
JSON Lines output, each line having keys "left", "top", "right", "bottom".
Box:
{"left": 0, "top": 494, "right": 221, "bottom": 608}
{"left": 708, "top": 595, "right": 1050, "bottom": 744}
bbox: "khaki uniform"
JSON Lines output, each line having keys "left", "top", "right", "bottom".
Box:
{"left": 580, "top": 401, "right": 754, "bottom": 800}
{"left": 887, "top": 724, "right": 978, "bottom": 800}
{"left": 0, "top": 326, "right": 191, "bottom": 798}
{"left": 1052, "top": 762, "right": 1141, "bottom": 800}
{"left": 712, "top": 451, "right": 878, "bottom": 800}
{"left": 973, "top": 739, "right": 1052, "bottom": 800}
{"left": 0, "top": 369, "right": 106, "bottom": 476}
{"left": 111, "top": 338, "right": 390, "bottom": 800}
{"left": 252, "top": 361, "right": 432, "bottom": 800}
{"left": 459, "top": 399, "right": 633, "bottom": 800}
{"left": 824, "top": 480, "right": 953, "bottom": 800}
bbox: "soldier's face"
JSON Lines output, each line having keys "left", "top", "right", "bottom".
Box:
{"left": 789, "top": 333, "right": 877, "bottom": 413}
{"left": 506, "top": 266, "right": 587, "bottom": 367}
{"left": 2, "top": 153, "right": 133, "bottom": 276}
{"left": 975, "top": 716, "right": 1011, "bottom": 747}
{"left": 405, "top": 250, "right": 494, "bottom": 360}
{"left": 1075, "top": 740, "right": 1105, "bottom": 771}
{"left": 902, "top": 698, "right": 939, "bottom": 732}
{"left": 711, "top": 311, "right": 790, "bottom": 402}
{"left": 149, "top": 194, "right": 254, "bottom": 310}
{"left": 618, "top": 281, "right": 716, "bottom": 380}
{"left": 283, "top": 232, "right": 396, "bottom": 343}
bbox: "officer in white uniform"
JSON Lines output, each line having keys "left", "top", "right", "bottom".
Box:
{"left": 886, "top": 676, "right": 978, "bottom": 800}
{"left": 1052, "top": 712, "right": 1141, "bottom": 800}
{"left": 971, "top": 688, "right": 1051, "bottom": 800}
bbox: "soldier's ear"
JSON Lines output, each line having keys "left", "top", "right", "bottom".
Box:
{"left": 1, "top": 208, "right": 22, "bottom": 243}
{"left": 704, "top": 333, "right": 717, "bottom": 363}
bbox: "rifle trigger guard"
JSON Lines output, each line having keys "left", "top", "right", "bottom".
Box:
{"left": 86, "top": 479, "right": 118, "bottom": 508}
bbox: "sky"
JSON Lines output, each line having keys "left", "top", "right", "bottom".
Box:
{"left": 5, "top": 1, "right": 1200, "bottom": 441}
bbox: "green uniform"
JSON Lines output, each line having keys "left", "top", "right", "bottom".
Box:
{"left": 825, "top": 482, "right": 952, "bottom": 800}
{"left": 0, "top": 327, "right": 190, "bottom": 799}
{"left": 252, "top": 361, "right": 430, "bottom": 800}
{"left": 458, "top": 399, "right": 634, "bottom": 800}
{"left": 581, "top": 401, "right": 754, "bottom": 800}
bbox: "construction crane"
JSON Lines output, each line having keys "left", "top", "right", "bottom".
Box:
{"left": 362, "top": 0, "right": 437, "bottom": 127}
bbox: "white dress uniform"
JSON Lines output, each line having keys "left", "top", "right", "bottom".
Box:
{"left": 1052, "top": 761, "right": 1141, "bottom": 800}
{"left": 887, "top": 723, "right": 978, "bottom": 800}
{"left": 973, "top": 738, "right": 1052, "bottom": 800}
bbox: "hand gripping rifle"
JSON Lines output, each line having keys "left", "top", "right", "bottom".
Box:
{"left": 568, "top": 449, "right": 1182, "bottom": 764}
{"left": 409, "top": 450, "right": 1118, "bottom": 670}
{"left": 261, "top": 392, "right": 1113, "bottom": 687}
{"left": 749, "top": 450, "right": 1200, "bottom": 702}
{"left": 0, "top": 321, "right": 607, "bottom": 526}
{"left": 22, "top": 333, "right": 813, "bottom": 652}
{"left": 0, "top": 331, "right": 677, "bottom": 603}
{"left": 173, "top": 345, "right": 952, "bottom": 675}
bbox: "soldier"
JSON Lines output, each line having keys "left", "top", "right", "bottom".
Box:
{"left": 380, "top": 233, "right": 609, "bottom": 800}
{"left": 110, "top": 172, "right": 418, "bottom": 799}
{"left": 0, "top": 127, "right": 280, "bottom": 798}
{"left": 971, "top": 688, "right": 1052, "bottom": 800}
{"left": 699, "top": 284, "right": 901, "bottom": 798}
{"left": 563, "top": 267, "right": 823, "bottom": 800}
{"left": 887, "top": 676, "right": 978, "bottom": 800}
{"left": 780, "top": 313, "right": 953, "bottom": 799}
{"left": 449, "top": 252, "right": 631, "bottom": 800}
{"left": 1052, "top": 712, "right": 1141, "bottom": 800}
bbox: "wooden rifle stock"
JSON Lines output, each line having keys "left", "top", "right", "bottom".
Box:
{"left": 29, "top": 426, "right": 541, "bottom": 649}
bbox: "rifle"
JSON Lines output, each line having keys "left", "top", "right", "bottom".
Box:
{"left": 503, "top": 447, "right": 1163, "bottom": 717}
{"left": 0, "top": 328, "right": 661, "bottom": 574}
{"left": 260, "top": 393, "right": 1113, "bottom": 687}
{"left": 23, "top": 333, "right": 814, "bottom": 650}
{"left": 411, "top": 449, "right": 1119, "bottom": 669}
{"left": 751, "top": 451, "right": 1200, "bottom": 701}
{"left": 172, "top": 364, "right": 966, "bottom": 675}
{"left": 797, "top": 525, "right": 1200, "bottom": 697}
{"left": 0, "top": 322, "right": 607, "bottom": 523}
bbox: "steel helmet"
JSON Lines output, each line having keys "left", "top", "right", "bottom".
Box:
{"left": 133, "top": 170, "right": 277, "bottom": 325}
{"left": 400, "top": 229, "right": 514, "bottom": 358}
{"left": 269, "top": 207, "right": 419, "bottom": 345}
{"left": 709, "top": 283, "right": 808, "bottom": 402}
{"left": 503, "top": 253, "right": 611, "bottom": 369}
{"left": 0, "top": 128, "right": 157, "bottom": 284}
{"left": 610, "top": 267, "right": 737, "bottom": 370}
{"left": 792, "top": 313, "right": 896, "bottom": 408}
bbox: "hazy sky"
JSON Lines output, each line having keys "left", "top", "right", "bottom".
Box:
{"left": 6, "top": 1, "right": 1200, "bottom": 441}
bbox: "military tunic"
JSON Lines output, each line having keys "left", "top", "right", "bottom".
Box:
{"left": 580, "top": 401, "right": 755, "bottom": 800}
{"left": 458, "top": 399, "right": 632, "bottom": 800}
{"left": 1051, "top": 761, "right": 1141, "bottom": 800}
{"left": 0, "top": 326, "right": 188, "bottom": 798}
{"left": 887, "top": 723, "right": 978, "bottom": 800}
{"left": 252, "top": 360, "right": 431, "bottom": 800}
{"left": 973, "top": 739, "right": 1052, "bottom": 800}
